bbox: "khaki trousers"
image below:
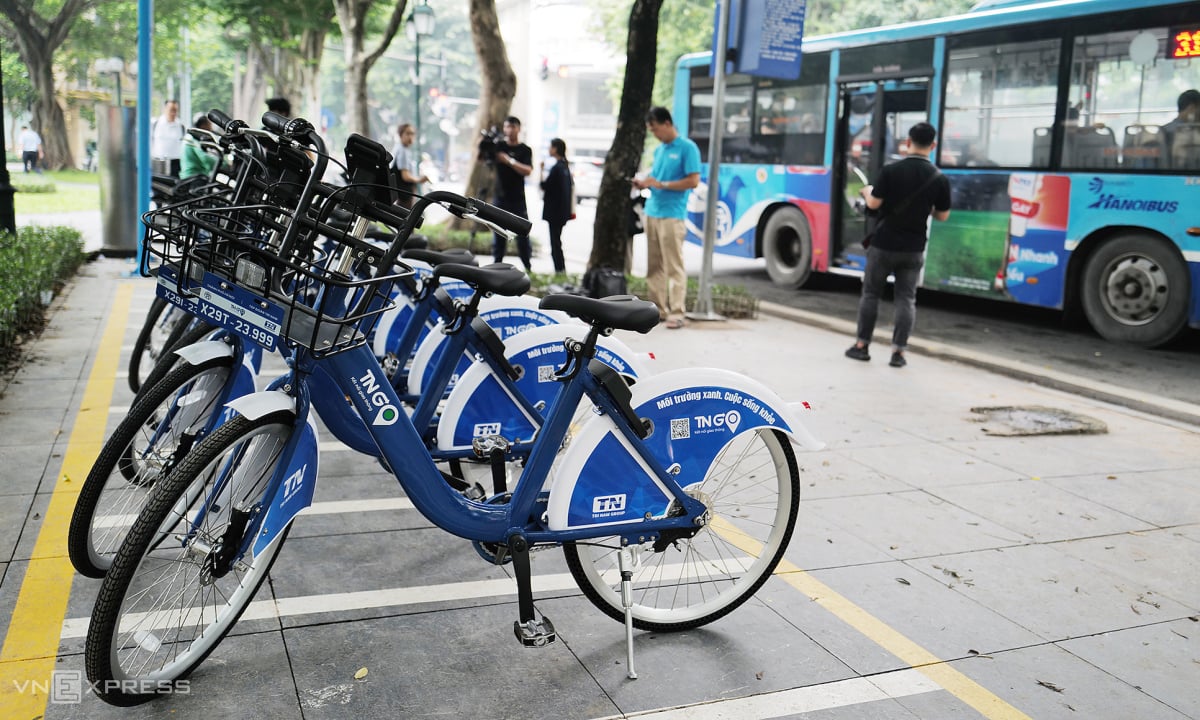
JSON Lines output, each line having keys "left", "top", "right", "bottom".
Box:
{"left": 645, "top": 216, "right": 687, "bottom": 321}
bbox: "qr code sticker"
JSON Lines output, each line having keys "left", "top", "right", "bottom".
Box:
{"left": 537, "top": 365, "right": 556, "bottom": 383}
{"left": 670, "top": 418, "right": 691, "bottom": 440}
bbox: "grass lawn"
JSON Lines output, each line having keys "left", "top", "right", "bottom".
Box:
{"left": 12, "top": 169, "right": 101, "bottom": 214}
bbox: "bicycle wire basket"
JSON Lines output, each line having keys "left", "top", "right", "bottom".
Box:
{"left": 164, "top": 183, "right": 414, "bottom": 358}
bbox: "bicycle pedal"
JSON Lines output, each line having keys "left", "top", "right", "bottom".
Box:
{"left": 471, "top": 434, "right": 511, "bottom": 458}
{"left": 513, "top": 616, "right": 556, "bottom": 647}
{"left": 464, "top": 482, "right": 487, "bottom": 501}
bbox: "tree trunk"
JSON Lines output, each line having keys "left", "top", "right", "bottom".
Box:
{"left": 335, "top": 0, "right": 408, "bottom": 138}
{"left": 295, "top": 27, "right": 329, "bottom": 126}
{"left": 588, "top": 0, "right": 663, "bottom": 271}
{"left": 0, "top": 0, "right": 94, "bottom": 171}
{"left": 232, "top": 49, "right": 265, "bottom": 123}
{"left": 452, "top": 0, "right": 515, "bottom": 230}
{"left": 23, "top": 43, "right": 71, "bottom": 170}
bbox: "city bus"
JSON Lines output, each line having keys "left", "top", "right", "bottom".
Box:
{"left": 674, "top": 0, "right": 1200, "bottom": 347}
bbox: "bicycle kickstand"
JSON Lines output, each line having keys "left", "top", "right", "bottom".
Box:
{"left": 619, "top": 546, "right": 638, "bottom": 680}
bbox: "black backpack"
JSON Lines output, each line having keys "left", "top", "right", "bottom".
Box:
{"left": 582, "top": 266, "right": 627, "bottom": 298}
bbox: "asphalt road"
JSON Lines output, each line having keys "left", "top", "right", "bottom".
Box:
{"left": 710, "top": 264, "right": 1200, "bottom": 408}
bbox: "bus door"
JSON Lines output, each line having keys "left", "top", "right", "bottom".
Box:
{"left": 833, "top": 79, "right": 929, "bottom": 267}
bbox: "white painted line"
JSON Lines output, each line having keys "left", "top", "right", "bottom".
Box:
{"left": 61, "top": 573, "right": 580, "bottom": 640}
{"left": 591, "top": 669, "right": 941, "bottom": 720}
{"left": 60, "top": 557, "right": 757, "bottom": 640}
{"left": 92, "top": 497, "right": 415, "bottom": 529}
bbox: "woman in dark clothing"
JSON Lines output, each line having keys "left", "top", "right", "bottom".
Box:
{"left": 539, "top": 138, "right": 573, "bottom": 274}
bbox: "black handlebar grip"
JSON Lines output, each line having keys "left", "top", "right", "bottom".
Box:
{"left": 468, "top": 198, "right": 533, "bottom": 236}
{"left": 207, "top": 108, "right": 235, "bottom": 130}
{"left": 261, "top": 111, "right": 291, "bottom": 134}
{"left": 262, "top": 112, "right": 315, "bottom": 138}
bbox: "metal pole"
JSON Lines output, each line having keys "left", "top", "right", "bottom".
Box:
{"left": 688, "top": 0, "right": 731, "bottom": 322}
{"left": 414, "top": 31, "right": 422, "bottom": 161}
{"left": 0, "top": 43, "right": 17, "bottom": 235}
{"left": 136, "top": 0, "right": 153, "bottom": 270}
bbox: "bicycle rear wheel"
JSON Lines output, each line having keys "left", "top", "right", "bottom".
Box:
{"left": 85, "top": 411, "right": 296, "bottom": 706}
{"left": 128, "top": 298, "right": 183, "bottom": 393}
{"left": 564, "top": 428, "right": 799, "bottom": 632}
{"left": 135, "top": 320, "right": 215, "bottom": 402}
{"left": 69, "top": 354, "right": 236, "bottom": 578}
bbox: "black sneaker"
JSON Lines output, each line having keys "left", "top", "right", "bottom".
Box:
{"left": 844, "top": 345, "right": 870, "bottom": 362}
{"left": 889, "top": 352, "right": 907, "bottom": 368}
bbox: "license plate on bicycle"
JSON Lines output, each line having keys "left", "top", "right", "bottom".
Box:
{"left": 156, "top": 265, "right": 285, "bottom": 352}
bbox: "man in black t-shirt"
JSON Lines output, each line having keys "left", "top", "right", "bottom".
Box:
{"left": 845, "top": 122, "right": 951, "bottom": 368}
{"left": 490, "top": 116, "right": 534, "bottom": 270}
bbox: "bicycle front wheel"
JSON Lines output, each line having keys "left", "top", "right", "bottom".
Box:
{"left": 85, "top": 411, "right": 296, "bottom": 706}
{"left": 564, "top": 428, "right": 799, "bottom": 632}
{"left": 69, "top": 353, "right": 236, "bottom": 578}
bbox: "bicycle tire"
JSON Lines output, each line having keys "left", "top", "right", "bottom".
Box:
{"left": 134, "top": 320, "right": 215, "bottom": 404}
{"left": 563, "top": 428, "right": 799, "bottom": 632}
{"left": 69, "top": 354, "right": 236, "bottom": 578}
{"left": 85, "top": 411, "right": 296, "bottom": 706}
{"left": 127, "top": 297, "right": 171, "bottom": 393}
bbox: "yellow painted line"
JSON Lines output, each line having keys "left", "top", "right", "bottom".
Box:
{"left": 712, "top": 516, "right": 1032, "bottom": 720}
{"left": 0, "top": 283, "right": 133, "bottom": 718}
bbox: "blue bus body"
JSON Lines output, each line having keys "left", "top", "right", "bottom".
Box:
{"left": 674, "top": 0, "right": 1200, "bottom": 346}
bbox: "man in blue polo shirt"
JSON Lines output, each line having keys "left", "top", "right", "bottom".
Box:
{"left": 633, "top": 107, "right": 701, "bottom": 329}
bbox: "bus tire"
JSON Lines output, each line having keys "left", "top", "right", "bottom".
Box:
{"left": 1080, "top": 233, "right": 1189, "bottom": 348}
{"left": 762, "top": 206, "right": 813, "bottom": 288}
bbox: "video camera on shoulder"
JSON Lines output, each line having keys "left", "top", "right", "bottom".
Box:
{"left": 478, "top": 126, "right": 505, "bottom": 165}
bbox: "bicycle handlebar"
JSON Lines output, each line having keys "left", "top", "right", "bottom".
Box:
{"left": 459, "top": 199, "right": 532, "bottom": 237}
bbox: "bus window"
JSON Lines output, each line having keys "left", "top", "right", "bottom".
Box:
{"left": 944, "top": 38, "right": 1060, "bottom": 168}
{"left": 1067, "top": 27, "right": 1199, "bottom": 171}
{"left": 748, "top": 81, "right": 827, "bottom": 165}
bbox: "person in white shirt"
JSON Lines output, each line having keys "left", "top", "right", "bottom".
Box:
{"left": 18, "top": 126, "right": 43, "bottom": 173}
{"left": 150, "top": 100, "right": 186, "bottom": 176}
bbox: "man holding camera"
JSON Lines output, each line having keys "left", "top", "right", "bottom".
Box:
{"left": 489, "top": 116, "right": 533, "bottom": 271}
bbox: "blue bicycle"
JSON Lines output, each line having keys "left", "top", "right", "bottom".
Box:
{"left": 83, "top": 114, "right": 821, "bottom": 706}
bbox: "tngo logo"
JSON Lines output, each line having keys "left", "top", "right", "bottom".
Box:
{"left": 355, "top": 370, "right": 400, "bottom": 426}
{"left": 694, "top": 409, "right": 741, "bottom": 433}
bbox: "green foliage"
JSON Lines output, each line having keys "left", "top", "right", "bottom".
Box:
{"left": 0, "top": 226, "right": 86, "bottom": 352}
{"left": 590, "top": 0, "right": 712, "bottom": 110}
{"left": 321, "top": 2, "right": 479, "bottom": 151}
{"left": 13, "top": 181, "right": 100, "bottom": 214}
{"left": 1, "top": 44, "right": 35, "bottom": 117}
{"left": 11, "top": 179, "right": 55, "bottom": 193}
{"left": 522, "top": 271, "right": 760, "bottom": 319}
{"left": 589, "top": 0, "right": 979, "bottom": 110}
{"left": 805, "top": 0, "right": 977, "bottom": 35}
{"left": 409, "top": 223, "right": 497, "bottom": 256}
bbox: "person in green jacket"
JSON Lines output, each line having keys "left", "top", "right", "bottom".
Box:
{"left": 180, "top": 114, "right": 219, "bottom": 180}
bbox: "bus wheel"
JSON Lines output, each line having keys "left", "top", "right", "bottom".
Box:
{"left": 1080, "top": 233, "right": 1189, "bottom": 348}
{"left": 763, "top": 206, "right": 813, "bottom": 288}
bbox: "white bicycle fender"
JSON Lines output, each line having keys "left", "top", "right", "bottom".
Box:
{"left": 546, "top": 367, "right": 823, "bottom": 531}
{"left": 225, "top": 390, "right": 296, "bottom": 421}
{"left": 173, "top": 339, "right": 234, "bottom": 366}
{"left": 435, "top": 322, "right": 653, "bottom": 451}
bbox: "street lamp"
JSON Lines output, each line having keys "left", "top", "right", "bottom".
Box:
{"left": 406, "top": 1, "right": 436, "bottom": 162}
{"left": 94, "top": 57, "right": 125, "bottom": 105}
